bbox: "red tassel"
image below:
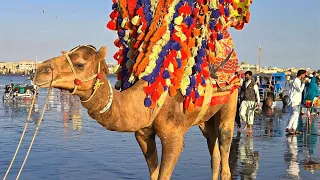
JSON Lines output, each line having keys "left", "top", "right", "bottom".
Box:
{"left": 219, "top": 4, "right": 224, "bottom": 15}
{"left": 74, "top": 79, "right": 82, "bottom": 86}
{"left": 97, "top": 73, "right": 103, "bottom": 79}
{"left": 127, "top": 0, "right": 137, "bottom": 16}
{"left": 143, "top": 86, "right": 154, "bottom": 95}
{"left": 151, "top": 91, "right": 161, "bottom": 101}
{"left": 107, "top": 20, "right": 117, "bottom": 30}
{"left": 110, "top": 10, "right": 119, "bottom": 19}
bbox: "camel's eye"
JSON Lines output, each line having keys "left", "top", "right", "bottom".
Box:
{"left": 75, "top": 63, "right": 85, "bottom": 69}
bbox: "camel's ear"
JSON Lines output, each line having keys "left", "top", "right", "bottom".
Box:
{"left": 96, "top": 46, "right": 107, "bottom": 61}
{"left": 61, "top": 50, "right": 67, "bottom": 54}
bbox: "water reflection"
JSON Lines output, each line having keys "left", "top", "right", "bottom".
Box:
{"left": 230, "top": 132, "right": 260, "bottom": 179}
{"left": 285, "top": 135, "right": 300, "bottom": 179}
{"left": 56, "top": 90, "right": 82, "bottom": 131}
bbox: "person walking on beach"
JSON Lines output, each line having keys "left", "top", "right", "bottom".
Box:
{"left": 286, "top": 70, "right": 307, "bottom": 134}
{"left": 239, "top": 71, "right": 261, "bottom": 133}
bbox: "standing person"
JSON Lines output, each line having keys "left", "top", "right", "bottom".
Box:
{"left": 239, "top": 71, "right": 261, "bottom": 133}
{"left": 286, "top": 70, "right": 307, "bottom": 134}
{"left": 305, "top": 72, "right": 320, "bottom": 114}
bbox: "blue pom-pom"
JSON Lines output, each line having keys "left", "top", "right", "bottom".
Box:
{"left": 142, "top": 75, "right": 152, "bottom": 82}
{"left": 224, "top": 8, "right": 230, "bottom": 16}
{"left": 186, "top": 87, "right": 192, "bottom": 96}
{"left": 172, "top": 42, "right": 181, "bottom": 51}
{"left": 210, "top": 20, "right": 216, "bottom": 30}
{"left": 195, "top": 90, "right": 200, "bottom": 98}
{"left": 202, "top": 40, "right": 207, "bottom": 48}
{"left": 213, "top": 9, "right": 220, "bottom": 19}
{"left": 118, "top": 29, "right": 125, "bottom": 38}
{"left": 112, "top": 3, "right": 118, "bottom": 9}
{"left": 217, "top": 33, "right": 223, "bottom": 40}
{"left": 183, "top": 16, "right": 194, "bottom": 27}
{"left": 201, "top": 77, "right": 206, "bottom": 85}
{"left": 195, "top": 64, "right": 201, "bottom": 72}
{"left": 219, "top": 0, "right": 224, "bottom": 4}
{"left": 190, "top": 76, "right": 196, "bottom": 87}
{"left": 163, "top": 70, "right": 170, "bottom": 79}
{"left": 123, "top": 81, "right": 132, "bottom": 89}
{"left": 150, "top": 77, "right": 156, "bottom": 84}
{"left": 169, "top": 23, "right": 175, "bottom": 32}
{"left": 159, "top": 51, "right": 167, "bottom": 59}
{"left": 176, "top": 58, "right": 182, "bottom": 68}
{"left": 198, "top": 48, "right": 206, "bottom": 57}
{"left": 164, "top": 86, "right": 168, "bottom": 91}
{"left": 144, "top": 97, "right": 152, "bottom": 107}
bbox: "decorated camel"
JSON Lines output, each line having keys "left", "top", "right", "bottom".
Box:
{"left": 34, "top": 0, "right": 252, "bottom": 179}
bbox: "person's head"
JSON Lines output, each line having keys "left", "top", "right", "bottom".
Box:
{"left": 296, "top": 70, "right": 307, "bottom": 79}
{"left": 244, "top": 71, "right": 253, "bottom": 80}
{"left": 234, "top": 71, "right": 239, "bottom": 77}
{"left": 312, "top": 72, "right": 316, "bottom": 77}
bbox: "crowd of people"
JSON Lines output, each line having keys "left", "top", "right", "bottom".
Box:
{"left": 235, "top": 70, "right": 320, "bottom": 135}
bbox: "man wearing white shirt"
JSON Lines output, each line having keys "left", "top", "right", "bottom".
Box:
{"left": 286, "top": 70, "right": 307, "bottom": 134}
{"left": 239, "top": 71, "right": 260, "bottom": 133}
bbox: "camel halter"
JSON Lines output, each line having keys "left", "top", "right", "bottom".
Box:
{"left": 64, "top": 45, "right": 113, "bottom": 113}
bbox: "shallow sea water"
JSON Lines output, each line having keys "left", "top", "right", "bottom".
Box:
{"left": 0, "top": 75, "right": 320, "bottom": 180}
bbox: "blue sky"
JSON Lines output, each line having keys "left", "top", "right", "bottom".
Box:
{"left": 0, "top": 0, "right": 319, "bottom": 69}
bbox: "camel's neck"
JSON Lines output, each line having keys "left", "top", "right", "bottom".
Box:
{"left": 80, "top": 77, "right": 150, "bottom": 132}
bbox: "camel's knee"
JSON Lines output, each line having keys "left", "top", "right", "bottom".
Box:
{"left": 218, "top": 125, "right": 233, "bottom": 153}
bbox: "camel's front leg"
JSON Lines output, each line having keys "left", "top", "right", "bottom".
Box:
{"left": 157, "top": 132, "right": 185, "bottom": 180}
{"left": 216, "top": 92, "right": 238, "bottom": 180}
{"left": 199, "top": 120, "right": 221, "bottom": 180}
{"left": 135, "top": 128, "right": 159, "bottom": 180}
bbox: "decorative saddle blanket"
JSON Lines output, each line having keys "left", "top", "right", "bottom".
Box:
{"left": 106, "top": 0, "right": 252, "bottom": 111}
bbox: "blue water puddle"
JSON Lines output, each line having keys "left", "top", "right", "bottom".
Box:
{"left": 0, "top": 76, "right": 320, "bottom": 180}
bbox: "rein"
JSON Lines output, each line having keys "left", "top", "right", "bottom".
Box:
{"left": 64, "top": 45, "right": 113, "bottom": 112}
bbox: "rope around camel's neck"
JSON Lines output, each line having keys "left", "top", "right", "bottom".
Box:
{"left": 80, "top": 76, "right": 114, "bottom": 117}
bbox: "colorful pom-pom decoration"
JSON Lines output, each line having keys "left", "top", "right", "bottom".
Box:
{"left": 106, "top": 0, "right": 252, "bottom": 110}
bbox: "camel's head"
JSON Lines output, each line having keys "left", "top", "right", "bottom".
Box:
{"left": 34, "top": 45, "right": 108, "bottom": 96}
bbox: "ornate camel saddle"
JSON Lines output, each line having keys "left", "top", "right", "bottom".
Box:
{"left": 106, "top": 0, "right": 252, "bottom": 111}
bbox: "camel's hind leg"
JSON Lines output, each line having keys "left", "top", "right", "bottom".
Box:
{"left": 199, "top": 119, "right": 221, "bottom": 180}
{"left": 216, "top": 90, "right": 238, "bottom": 180}
{"left": 135, "top": 128, "right": 159, "bottom": 180}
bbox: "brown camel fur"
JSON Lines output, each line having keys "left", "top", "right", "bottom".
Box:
{"left": 34, "top": 45, "right": 238, "bottom": 180}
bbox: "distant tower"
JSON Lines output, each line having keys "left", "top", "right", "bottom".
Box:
{"left": 258, "top": 46, "right": 262, "bottom": 72}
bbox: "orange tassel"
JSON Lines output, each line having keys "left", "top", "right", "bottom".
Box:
{"left": 169, "top": 86, "right": 177, "bottom": 96}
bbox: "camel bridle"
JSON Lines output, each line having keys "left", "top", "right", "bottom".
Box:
{"left": 64, "top": 45, "right": 113, "bottom": 113}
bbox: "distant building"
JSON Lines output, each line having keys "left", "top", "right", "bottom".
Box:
{"left": 239, "top": 63, "right": 258, "bottom": 72}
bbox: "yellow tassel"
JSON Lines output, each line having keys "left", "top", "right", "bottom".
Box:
{"left": 209, "top": 0, "right": 218, "bottom": 9}
{"left": 113, "top": 65, "right": 121, "bottom": 74}
{"left": 128, "top": 74, "right": 136, "bottom": 83}
{"left": 137, "top": 25, "right": 143, "bottom": 34}
{"left": 165, "top": 79, "right": 171, "bottom": 86}
{"left": 174, "top": 15, "right": 183, "bottom": 25}
{"left": 124, "top": 30, "right": 130, "bottom": 41}
{"left": 168, "top": 63, "right": 174, "bottom": 72}
{"left": 132, "top": 16, "right": 140, "bottom": 26}
{"left": 121, "top": 18, "right": 127, "bottom": 28}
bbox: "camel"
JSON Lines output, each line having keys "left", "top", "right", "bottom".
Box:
{"left": 34, "top": 45, "right": 239, "bottom": 180}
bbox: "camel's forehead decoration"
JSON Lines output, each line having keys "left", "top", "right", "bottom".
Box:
{"left": 106, "top": 0, "right": 252, "bottom": 111}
